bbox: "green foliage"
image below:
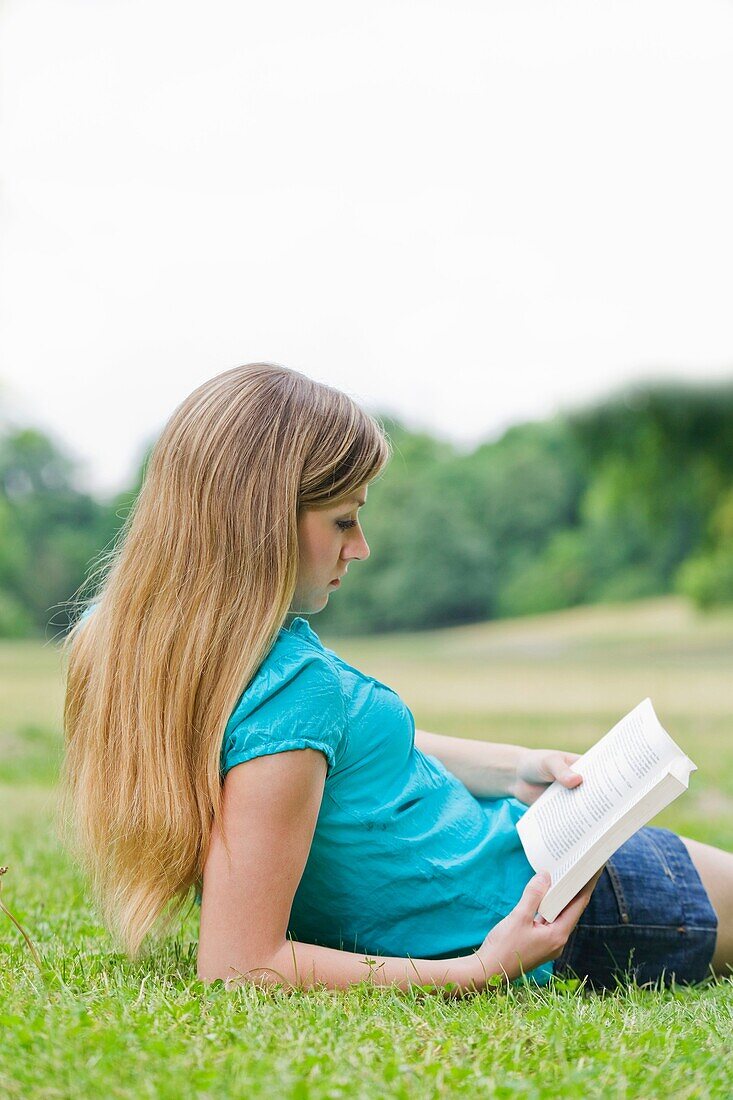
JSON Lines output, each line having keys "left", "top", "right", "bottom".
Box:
{"left": 496, "top": 530, "right": 593, "bottom": 617}
{"left": 0, "top": 590, "right": 35, "bottom": 637}
{"left": 675, "top": 488, "right": 733, "bottom": 608}
{"left": 2, "top": 381, "right": 733, "bottom": 637}
{"left": 0, "top": 428, "right": 118, "bottom": 636}
{"left": 321, "top": 415, "right": 589, "bottom": 634}
{"left": 565, "top": 380, "right": 733, "bottom": 589}
{"left": 676, "top": 551, "right": 733, "bottom": 609}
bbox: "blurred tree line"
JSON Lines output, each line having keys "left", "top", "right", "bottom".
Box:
{"left": 1, "top": 380, "right": 732, "bottom": 639}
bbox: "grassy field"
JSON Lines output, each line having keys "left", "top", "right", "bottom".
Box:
{"left": 1, "top": 596, "right": 732, "bottom": 1098}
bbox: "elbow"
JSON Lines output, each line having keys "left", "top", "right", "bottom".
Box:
{"left": 197, "top": 944, "right": 290, "bottom": 989}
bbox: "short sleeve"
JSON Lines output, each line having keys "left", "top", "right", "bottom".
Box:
{"left": 220, "top": 648, "right": 347, "bottom": 779}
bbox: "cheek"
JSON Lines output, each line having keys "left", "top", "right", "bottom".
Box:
{"left": 306, "top": 529, "right": 340, "bottom": 571}
{"left": 298, "top": 515, "right": 338, "bottom": 570}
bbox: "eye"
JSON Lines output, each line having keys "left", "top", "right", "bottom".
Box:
{"left": 335, "top": 519, "right": 357, "bottom": 531}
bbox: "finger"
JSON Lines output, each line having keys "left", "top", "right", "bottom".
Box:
{"left": 560, "top": 771, "right": 583, "bottom": 788}
{"left": 515, "top": 871, "right": 551, "bottom": 920}
{"left": 553, "top": 867, "right": 604, "bottom": 928}
{"left": 548, "top": 753, "right": 583, "bottom": 788}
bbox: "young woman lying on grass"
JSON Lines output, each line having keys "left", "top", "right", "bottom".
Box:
{"left": 61, "top": 364, "right": 733, "bottom": 994}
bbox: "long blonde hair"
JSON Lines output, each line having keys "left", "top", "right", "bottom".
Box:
{"left": 59, "top": 363, "right": 391, "bottom": 959}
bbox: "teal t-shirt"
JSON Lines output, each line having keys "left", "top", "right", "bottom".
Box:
{"left": 219, "top": 616, "right": 552, "bottom": 985}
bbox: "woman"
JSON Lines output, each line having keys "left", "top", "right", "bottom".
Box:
{"left": 61, "top": 363, "right": 732, "bottom": 993}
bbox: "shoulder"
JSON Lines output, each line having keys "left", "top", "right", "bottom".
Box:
{"left": 221, "top": 620, "right": 348, "bottom": 779}
{"left": 230, "top": 618, "right": 345, "bottom": 723}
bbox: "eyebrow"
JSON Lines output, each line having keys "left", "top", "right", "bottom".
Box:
{"left": 344, "top": 496, "right": 366, "bottom": 507}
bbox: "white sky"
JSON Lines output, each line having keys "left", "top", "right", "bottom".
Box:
{"left": 1, "top": 0, "right": 732, "bottom": 500}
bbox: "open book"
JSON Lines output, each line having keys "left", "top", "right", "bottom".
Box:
{"left": 516, "top": 698, "right": 696, "bottom": 922}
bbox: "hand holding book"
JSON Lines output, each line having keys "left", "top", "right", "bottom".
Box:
{"left": 516, "top": 699, "right": 697, "bottom": 922}
{"left": 510, "top": 747, "right": 584, "bottom": 806}
{"left": 476, "top": 865, "right": 604, "bottom": 983}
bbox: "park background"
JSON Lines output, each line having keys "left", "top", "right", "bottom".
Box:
{"left": 2, "top": 1, "right": 733, "bottom": 1097}
{"left": 0, "top": 379, "right": 732, "bottom": 640}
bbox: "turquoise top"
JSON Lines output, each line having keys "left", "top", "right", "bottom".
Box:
{"left": 219, "top": 616, "right": 552, "bottom": 985}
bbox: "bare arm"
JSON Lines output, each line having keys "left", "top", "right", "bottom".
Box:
{"left": 414, "top": 728, "right": 583, "bottom": 804}
{"left": 197, "top": 749, "right": 485, "bottom": 992}
{"left": 197, "top": 748, "right": 586, "bottom": 993}
{"left": 414, "top": 728, "right": 521, "bottom": 798}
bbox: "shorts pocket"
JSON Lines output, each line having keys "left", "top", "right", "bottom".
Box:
{"left": 644, "top": 830, "right": 677, "bottom": 882}
{"left": 603, "top": 828, "right": 686, "bottom": 930}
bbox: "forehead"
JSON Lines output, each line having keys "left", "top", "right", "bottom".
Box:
{"left": 303, "top": 485, "right": 369, "bottom": 514}
{"left": 328, "top": 485, "right": 369, "bottom": 508}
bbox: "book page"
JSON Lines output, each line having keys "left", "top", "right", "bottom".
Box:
{"left": 516, "top": 698, "right": 685, "bottom": 875}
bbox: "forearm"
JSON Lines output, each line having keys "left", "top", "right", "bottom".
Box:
{"left": 209, "top": 938, "right": 490, "bottom": 995}
{"left": 415, "top": 728, "right": 523, "bottom": 798}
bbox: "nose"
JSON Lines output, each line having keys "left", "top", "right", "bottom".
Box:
{"left": 343, "top": 528, "right": 370, "bottom": 563}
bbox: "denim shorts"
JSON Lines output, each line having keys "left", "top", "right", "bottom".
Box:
{"left": 554, "top": 826, "right": 718, "bottom": 989}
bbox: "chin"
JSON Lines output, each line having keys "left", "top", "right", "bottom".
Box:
{"left": 299, "top": 596, "right": 327, "bottom": 615}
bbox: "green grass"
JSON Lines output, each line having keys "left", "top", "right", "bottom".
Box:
{"left": 2, "top": 596, "right": 732, "bottom": 1098}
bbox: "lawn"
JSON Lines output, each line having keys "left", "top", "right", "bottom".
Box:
{"left": 1, "top": 596, "right": 732, "bottom": 1098}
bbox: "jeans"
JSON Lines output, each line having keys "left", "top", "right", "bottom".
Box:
{"left": 554, "top": 826, "right": 718, "bottom": 988}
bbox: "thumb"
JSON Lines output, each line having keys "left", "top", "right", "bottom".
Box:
{"left": 515, "top": 871, "right": 551, "bottom": 919}
{"left": 554, "top": 753, "right": 583, "bottom": 788}
{"left": 559, "top": 768, "right": 583, "bottom": 788}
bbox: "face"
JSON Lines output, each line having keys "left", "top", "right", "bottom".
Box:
{"left": 290, "top": 484, "right": 371, "bottom": 614}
